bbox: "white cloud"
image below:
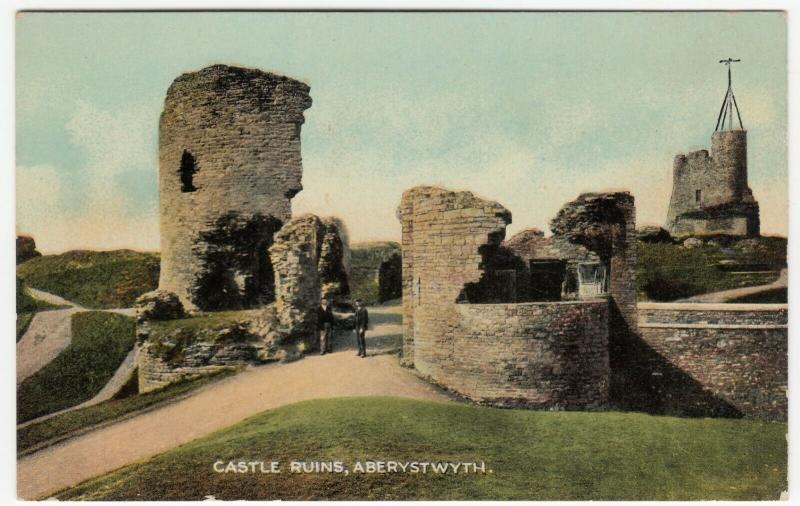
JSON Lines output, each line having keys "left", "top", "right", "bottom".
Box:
{"left": 16, "top": 101, "right": 160, "bottom": 253}
{"left": 295, "top": 133, "right": 680, "bottom": 244}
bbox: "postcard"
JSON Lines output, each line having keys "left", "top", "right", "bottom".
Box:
{"left": 14, "top": 10, "right": 788, "bottom": 501}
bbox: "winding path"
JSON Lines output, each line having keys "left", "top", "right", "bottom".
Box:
{"left": 17, "top": 304, "right": 451, "bottom": 500}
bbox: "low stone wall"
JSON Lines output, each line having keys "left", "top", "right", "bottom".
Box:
{"left": 135, "top": 309, "right": 291, "bottom": 392}
{"left": 415, "top": 299, "right": 609, "bottom": 408}
{"left": 635, "top": 302, "right": 787, "bottom": 420}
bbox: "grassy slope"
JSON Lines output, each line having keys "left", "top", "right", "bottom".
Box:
{"left": 58, "top": 397, "right": 786, "bottom": 501}
{"left": 17, "top": 250, "right": 160, "bottom": 309}
{"left": 17, "top": 312, "right": 136, "bottom": 423}
{"left": 636, "top": 237, "right": 786, "bottom": 301}
{"left": 18, "top": 369, "right": 238, "bottom": 455}
{"left": 349, "top": 242, "right": 400, "bottom": 304}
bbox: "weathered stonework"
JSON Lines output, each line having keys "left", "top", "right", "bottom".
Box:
{"left": 134, "top": 289, "right": 185, "bottom": 322}
{"left": 318, "top": 218, "right": 351, "bottom": 302}
{"left": 157, "top": 64, "right": 312, "bottom": 310}
{"left": 551, "top": 192, "right": 638, "bottom": 333}
{"left": 16, "top": 235, "right": 40, "bottom": 264}
{"left": 666, "top": 130, "right": 759, "bottom": 238}
{"left": 445, "top": 301, "right": 609, "bottom": 407}
{"left": 636, "top": 302, "right": 787, "bottom": 420}
{"left": 397, "top": 186, "right": 611, "bottom": 408}
{"left": 270, "top": 214, "right": 326, "bottom": 347}
{"left": 136, "top": 308, "right": 290, "bottom": 392}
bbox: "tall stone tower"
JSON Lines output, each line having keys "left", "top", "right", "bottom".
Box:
{"left": 666, "top": 60, "right": 759, "bottom": 238}
{"left": 158, "top": 64, "right": 312, "bottom": 310}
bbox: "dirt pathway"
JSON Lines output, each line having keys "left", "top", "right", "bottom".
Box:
{"left": 17, "top": 304, "right": 450, "bottom": 500}
{"left": 678, "top": 268, "right": 787, "bottom": 303}
{"left": 17, "top": 307, "right": 82, "bottom": 384}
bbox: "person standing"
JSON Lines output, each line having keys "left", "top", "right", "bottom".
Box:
{"left": 354, "top": 299, "right": 369, "bottom": 358}
{"left": 318, "top": 299, "right": 334, "bottom": 355}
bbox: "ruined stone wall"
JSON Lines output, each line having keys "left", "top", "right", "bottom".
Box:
{"left": 550, "top": 192, "right": 637, "bottom": 333}
{"left": 446, "top": 301, "right": 609, "bottom": 407}
{"left": 270, "top": 214, "right": 325, "bottom": 348}
{"left": 136, "top": 308, "right": 286, "bottom": 392}
{"left": 398, "top": 186, "right": 610, "bottom": 408}
{"left": 158, "top": 64, "right": 312, "bottom": 310}
{"left": 666, "top": 130, "right": 759, "bottom": 237}
{"left": 318, "top": 219, "right": 351, "bottom": 302}
{"left": 398, "top": 186, "right": 512, "bottom": 368}
{"left": 636, "top": 302, "right": 787, "bottom": 420}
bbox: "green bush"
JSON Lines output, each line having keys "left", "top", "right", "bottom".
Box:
{"left": 57, "top": 397, "right": 786, "bottom": 501}
{"left": 17, "top": 250, "right": 160, "bottom": 309}
{"left": 17, "top": 312, "right": 136, "bottom": 423}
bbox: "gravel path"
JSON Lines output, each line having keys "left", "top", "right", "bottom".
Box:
{"left": 17, "top": 306, "right": 82, "bottom": 384}
{"left": 17, "top": 304, "right": 450, "bottom": 500}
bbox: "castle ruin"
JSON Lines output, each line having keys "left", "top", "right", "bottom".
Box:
{"left": 137, "top": 64, "right": 351, "bottom": 391}
{"left": 157, "top": 64, "right": 312, "bottom": 311}
{"left": 666, "top": 62, "right": 760, "bottom": 237}
{"left": 397, "top": 186, "right": 636, "bottom": 408}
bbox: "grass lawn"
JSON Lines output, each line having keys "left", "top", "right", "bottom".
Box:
{"left": 18, "top": 368, "right": 238, "bottom": 455}
{"left": 56, "top": 397, "right": 786, "bottom": 501}
{"left": 17, "top": 312, "right": 136, "bottom": 423}
{"left": 17, "top": 249, "right": 160, "bottom": 308}
{"left": 637, "top": 237, "right": 786, "bottom": 301}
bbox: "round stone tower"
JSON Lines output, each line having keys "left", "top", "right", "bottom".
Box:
{"left": 158, "top": 64, "right": 312, "bottom": 310}
{"left": 710, "top": 129, "right": 748, "bottom": 202}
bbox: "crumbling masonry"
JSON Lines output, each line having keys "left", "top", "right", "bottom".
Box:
{"left": 157, "top": 64, "right": 312, "bottom": 311}
{"left": 397, "top": 186, "right": 629, "bottom": 408}
{"left": 137, "top": 64, "right": 351, "bottom": 391}
{"left": 666, "top": 130, "right": 759, "bottom": 237}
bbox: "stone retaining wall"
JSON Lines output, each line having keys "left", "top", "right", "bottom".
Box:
{"left": 635, "top": 302, "right": 787, "bottom": 420}
{"left": 439, "top": 300, "right": 609, "bottom": 407}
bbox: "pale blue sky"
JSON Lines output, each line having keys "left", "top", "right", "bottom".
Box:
{"left": 16, "top": 11, "right": 787, "bottom": 252}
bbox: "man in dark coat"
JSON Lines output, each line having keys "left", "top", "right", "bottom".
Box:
{"left": 354, "top": 299, "right": 369, "bottom": 358}
{"left": 318, "top": 299, "right": 334, "bottom": 355}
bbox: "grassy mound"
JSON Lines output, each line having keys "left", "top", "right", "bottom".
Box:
{"left": 17, "top": 250, "right": 160, "bottom": 309}
{"left": 18, "top": 369, "right": 237, "bottom": 455}
{"left": 349, "top": 242, "right": 400, "bottom": 304}
{"left": 17, "top": 312, "right": 136, "bottom": 423}
{"left": 57, "top": 397, "right": 786, "bottom": 501}
{"left": 637, "top": 237, "right": 786, "bottom": 301}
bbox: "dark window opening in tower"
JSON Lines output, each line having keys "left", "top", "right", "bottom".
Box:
{"left": 179, "top": 150, "right": 198, "bottom": 192}
{"left": 695, "top": 190, "right": 702, "bottom": 204}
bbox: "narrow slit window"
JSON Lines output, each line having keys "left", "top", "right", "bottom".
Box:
{"left": 179, "top": 150, "right": 198, "bottom": 192}
{"left": 695, "top": 189, "right": 702, "bottom": 203}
